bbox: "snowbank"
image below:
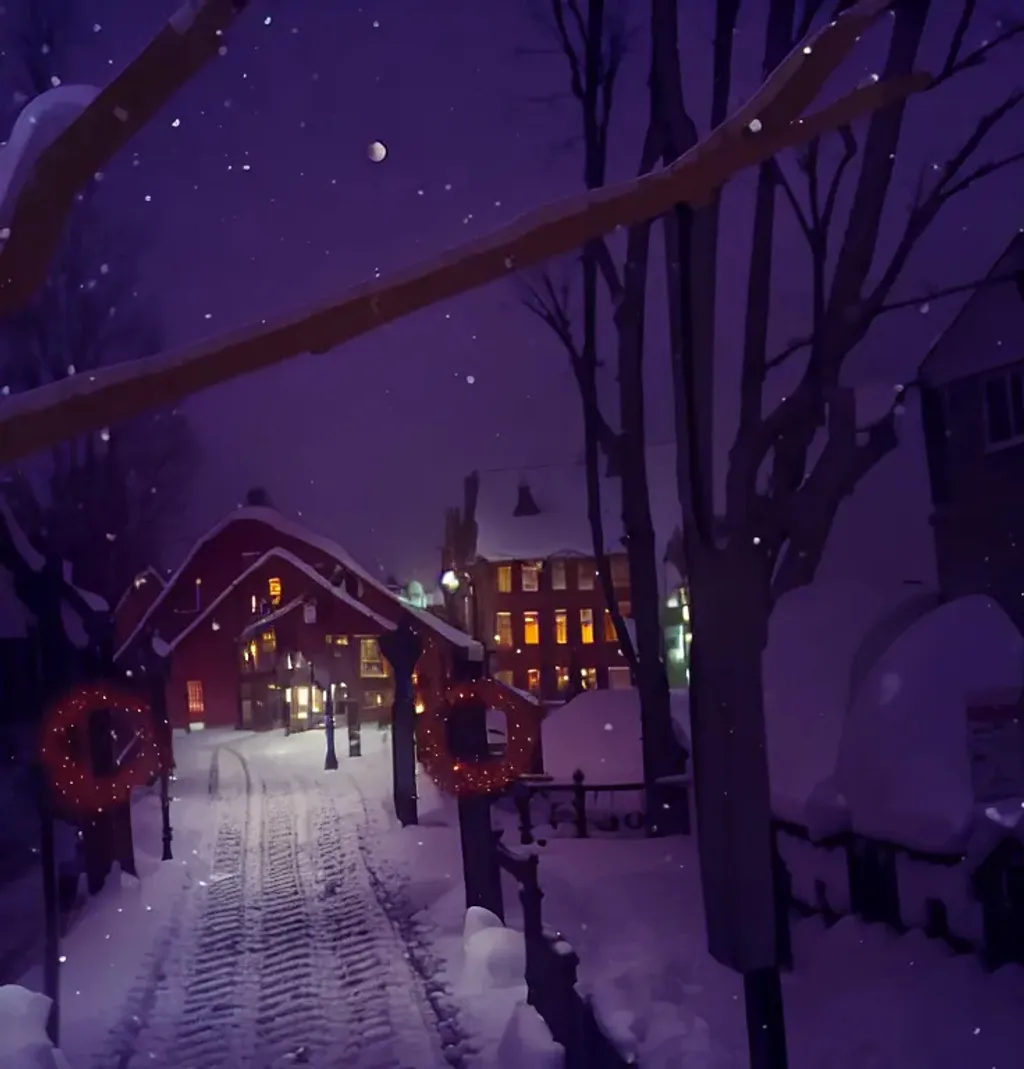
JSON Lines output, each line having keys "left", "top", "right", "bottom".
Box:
{"left": 496, "top": 1002, "right": 564, "bottom": 1069}
{"left": 835, "top": 595, "right": 1024, "bottom": 852}
{"left": 540, "top": 688, "right": 690, "bottom": 782}
{"left": 763, "top": 580, "right": 935, "bottom": 823}
{"left": 0, "top": 986, "right": 71, "bottom": 1069}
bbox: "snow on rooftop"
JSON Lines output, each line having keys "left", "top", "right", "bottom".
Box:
{"left": 835, "top": 595, "right": 1024, "bottom": 853}
{"left": 764, "top": 579, "right": 935, "bottom": 825}
{"left": 119, "top": 506, "right": 479, "bottom": 659}
{"left": 541, "top": 688, "right": 690, "bottom": 783}
{"left": 473, "top": 445, "right": 683, "bottom": 575}
{"left": 165, "top": 548, "right": 397, "bottom": 655}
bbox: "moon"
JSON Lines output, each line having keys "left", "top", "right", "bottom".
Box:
{"left": 367, "top": 140, "right": 387, "bottom": 163}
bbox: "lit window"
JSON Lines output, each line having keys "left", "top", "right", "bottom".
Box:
{"left": 250, "top": 594, "right": 257, "bottom": 613}
{"left": 577, "top": 562, "right": 595, "bottom": 591}
{"left": 603, "top": 610, "right": 617, "bottom": 642}
{"left": 526, "top": 668, "right": 540, "bottom": 693}
{"left": 260, "top": 629, "right": 276, "bottom": 653}
{"left": 555, "top": 666, "right": 570, "bottom": 692}
{"left": 359, "top": 637, "right": 387, "bottom": 677}
{"left": 186, "top": 680, "right": 204, "bottom": 714}
{"left": 521, "top": 564, "right": 540, "bottom": 592}
{"left": 495, "top": 670, "right": 515, "bottom": 686}
{"left": 554, "top": 609, "right": 568, "bottom": 645}
{"left": 580, "top": 608, "right": 594, "bottom": 644}
{"left": 268, "top": 576, "right": 282, "bottom": 605}
{"left": 523, "top": 611, "right": 539, "bottom": 645}
{"left": 610, "top": 556, "right": 630, "bottom": 588}
{"left": 325, "top": 634, "right": 349, "bottom": 646}
{"left": 496, "top": 565, "right": 512, "bottom": 593}
{"left": 550, "top": 559, "right": 566, "bottom": 590}
{"left": 495, "top": 612, "right": 513, "bottom": 647}
{"left": 581, "top": 667, "right": 598, "bottom": 689}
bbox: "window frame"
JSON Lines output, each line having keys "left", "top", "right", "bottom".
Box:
{"left": 496, "top": 564, "right": 513, "bottom": 593}
{"left": 579, "top": 607, "right": 595, "bottom": 645}
{"left": 358, "top": 636, "right": 388, "bottom": 678}
{"left": 576, "top": 561, "right": 595, "bottom": 591}
{"left": 521, "top": 563, "right": 540, "bottom": 592}
{"left": 523, "top": 610, "right": 540, "bottom": 645}
{"left": 550, "top": 559, "right": 567, "bottom": 590}
{"left": 554, "top": 609, "right": 568, "bottom": 645}
{"left": 526, "top": 668, "right": 541, "bottom": 693}
{"left": 495, "top": 611, "right": 513, "bottom": 647}
{"left": 983, "top": 369, "right": 1024, "bottom": 450}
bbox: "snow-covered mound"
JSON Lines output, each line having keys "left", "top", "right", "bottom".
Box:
{"left": 763, "top": 580, "right": 936, "bottom": 823}
{"left": 0, "top": 986, "right": 71, "bottom": 1069}
{"left": 0, "top": 86, "right": 99, "bottom": 228}
{"left": 541, "top": 688, "right": 690, "bottom": 783}
{"left": 835, "top": 595, "right": 1024, "bottom": 852}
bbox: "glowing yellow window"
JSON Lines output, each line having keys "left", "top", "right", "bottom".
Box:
{"left": 268, "top": 576, "right": 282, "bottom": 605}
{"left": 526, "top": 668, "right": 540, "bottom": 693}
{"left": 186, "top": 680, "right": 204, "bottom": 714}
{"left": 603, "top": 610, "right": 617, "bottom": 642}
{"left": 496, "top": 565, "right": 512, "bottom": 593}
{"left": 554, "top": 609, "right": 568, "bottom": 645}
{"left": 523, "top": 611, "right": 539, "bottom": 645}
{"left": 555, "top": 666, "right": 570, "bottom": 692}
{"left": 581, "top": 667, "right": 598, "bottom": 689}
{"left": 495, "top": 612, "right": 513, "bottom": 647}
{"left": 260, "top": 629, "right": 276, "bottom": 653}
{"left": 579, "top": 608, "right": 594, "bottom": 645}
{"left": 359, "top": 637, "right": 387, "bottom": 677}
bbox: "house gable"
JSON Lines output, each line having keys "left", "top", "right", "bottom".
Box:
{"left": 919, "top": 233, "right": 1024, "bottom": 388}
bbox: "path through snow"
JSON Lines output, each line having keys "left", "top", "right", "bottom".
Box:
{"left": 92, "top": 734, "right": 446, "bottom": 1069}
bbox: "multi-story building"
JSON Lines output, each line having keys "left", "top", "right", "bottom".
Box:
{"left": 442, "top": 453, "right": 687, "bottom": 700}
{"left": 919, "top": 233, "right": 1024, "bottom": 631}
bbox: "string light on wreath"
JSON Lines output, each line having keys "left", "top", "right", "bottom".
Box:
{"left": 39, "top": 681, "right": 166, "bottom": 819}
{"left": 417, "top": 677, "right": 542, "bottom": 797}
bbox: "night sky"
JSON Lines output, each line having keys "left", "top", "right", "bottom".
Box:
{"left": 52, "top": 0, "right": 1022, "bottom": 585}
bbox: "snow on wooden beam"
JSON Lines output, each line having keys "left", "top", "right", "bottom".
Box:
{"left": 0, "top": 0, "right": 930, "bottom": 466}
{"left": 0, "top": 0, "right": 254, "bottom": 315}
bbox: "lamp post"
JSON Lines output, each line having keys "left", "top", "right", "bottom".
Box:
{"left": 324, "top": 684, "right": 339, "bottom": 771}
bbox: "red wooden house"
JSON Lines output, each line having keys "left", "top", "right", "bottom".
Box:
{"left": 115, "top": 505, "right": 481, "bottom": 730}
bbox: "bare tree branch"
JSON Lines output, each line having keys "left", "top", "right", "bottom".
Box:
{"left": 936, "top": 5, "right": 1024, "bottom": 85}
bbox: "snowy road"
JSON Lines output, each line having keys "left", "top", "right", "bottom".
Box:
{"left": 94, "top": 734, "right": 447, "bottom": 1069}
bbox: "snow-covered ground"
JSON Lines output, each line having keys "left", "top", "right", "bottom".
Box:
{"left": 13, "top": 692, "right": 1024, "bottom": 1069}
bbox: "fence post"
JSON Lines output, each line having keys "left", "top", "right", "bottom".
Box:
{"left": 513, "top": 783, "right": 535, "bottom": 845}
{"left": 571, "top": 769, "right": 588, "bottom": 839}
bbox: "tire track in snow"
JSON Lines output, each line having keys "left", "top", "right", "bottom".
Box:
{"left": 93, "top": 743, "right": 249, "bottom": 1069}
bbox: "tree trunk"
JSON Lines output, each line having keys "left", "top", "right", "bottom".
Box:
{"left": 687, "top": 540, "right": 778, "bottom": 972}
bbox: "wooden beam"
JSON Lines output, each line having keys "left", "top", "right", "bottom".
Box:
{"left": 0, "top": 0, "right": 930, "bottom": 465}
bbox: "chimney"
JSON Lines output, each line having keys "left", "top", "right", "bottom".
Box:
{"left": 513, "top": 481, "right": 541, "bottom": 517}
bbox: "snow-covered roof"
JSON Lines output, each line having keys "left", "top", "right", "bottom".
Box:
{"left": 114, "top": 567, "right": 166, "bottom": 614}
{"left": 473, "top": 445, "right": 683, "bottom": 574}
{"left": 165, "top": 548, "right": 398, "bottom": 655}
{"left": 918, "top": 231, "right": 1024, "bottom": 387}
{"left": 119, "top": 505, "right": 479, "bottom": 658}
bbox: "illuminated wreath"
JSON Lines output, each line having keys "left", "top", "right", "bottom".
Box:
{"left": 39, "top": 682, "right": 165, "bottom": 819}
{"left": 416, "top": 677, "right": 543, "bottom": 797}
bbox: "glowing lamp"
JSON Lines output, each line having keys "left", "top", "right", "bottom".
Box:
{"left": 440, "top": 569, "right": 460, "bottom": 593}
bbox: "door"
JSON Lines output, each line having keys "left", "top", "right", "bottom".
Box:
{"left": 186, "top": 680, "right": 205, "bottom": 729}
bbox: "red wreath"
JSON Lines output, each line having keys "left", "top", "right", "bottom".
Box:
{"left": 417, "top": 677, "right": 543, "bottom": 796}
{"left": 39, "top": 682, "right": 165, "bottom": 819}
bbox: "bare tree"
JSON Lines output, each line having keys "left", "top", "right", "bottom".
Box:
{"left": 0, "top": 0, "right": 197, "bottom": 600}
{"left": 648, "top": 0, "right": 1023, "bottom": 1061}
{"left": 520, "top": 0, "right": 689, "bottom": 820}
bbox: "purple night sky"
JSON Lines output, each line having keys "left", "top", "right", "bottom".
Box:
{"left": 53, "top": 0, "right": 1022, "bottom": 584}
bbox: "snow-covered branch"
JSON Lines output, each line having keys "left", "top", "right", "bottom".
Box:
{"left": 0, "top": 0, "right": 255, "bottom": 316}
{"left": 0, "top": 0, "right": 930, "bottom": 465}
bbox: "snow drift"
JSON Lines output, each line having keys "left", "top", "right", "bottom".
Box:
{"left": 0, "top": 985, "right": 71, "bottom": 1069}
{"left": 835, "top": 595, "right": 1024, "bottom": 852}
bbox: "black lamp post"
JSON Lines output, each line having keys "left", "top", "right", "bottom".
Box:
{"left": 324, "top": 684, "right": 339, "bottom": 770}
